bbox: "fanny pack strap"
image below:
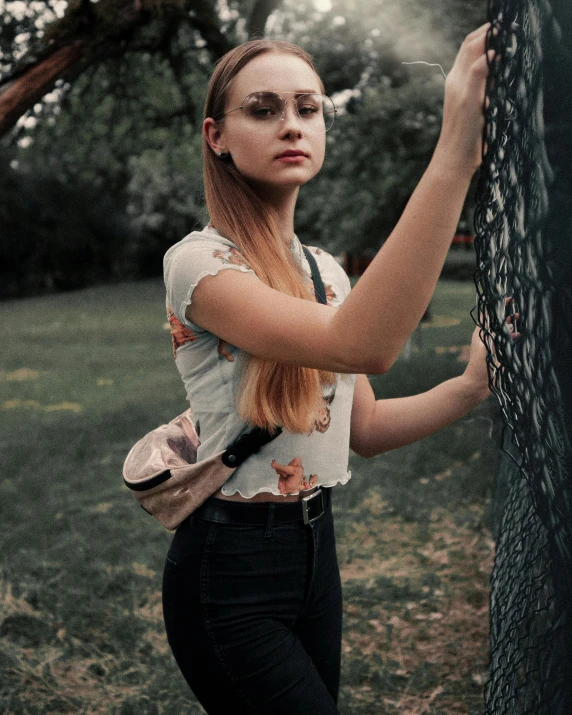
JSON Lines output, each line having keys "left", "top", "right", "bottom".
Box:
{"left": 222, "top": 425, "right": 281, "bottom": 467}
{"left": 221, "top": 245, "right": 328, "bottom": 461}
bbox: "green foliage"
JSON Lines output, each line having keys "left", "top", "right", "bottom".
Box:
{"left": 277, "top": 0, "right": 485, "bottom": 250}
{"left": 0, "top": 152, "right": 137, "bottom": 298}
{"left": 0, "top": 1, "right": 57, "bottom": 74}
{"left": 4, "top": 0, "right": 487, "bottom": 295}
{"left": 2, "top": 10, "right": 214, "bottom": 295}
{"left": 126, "top": 128, "right": 206, "bottom": 260}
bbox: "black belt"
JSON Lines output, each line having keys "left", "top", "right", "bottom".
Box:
{"left": 196, "top": 488, "right": 328, "bottom": 526}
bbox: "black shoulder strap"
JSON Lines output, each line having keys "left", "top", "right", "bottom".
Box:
{"left": 302, "top": 246, "right": 328, "bottom": 305}
{"left": 222, "top": 426, "right": 282, "bottom": 467}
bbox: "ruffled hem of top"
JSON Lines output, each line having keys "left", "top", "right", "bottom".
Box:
{"left": 220, "top": 471, "right": 351, "bottom": 499}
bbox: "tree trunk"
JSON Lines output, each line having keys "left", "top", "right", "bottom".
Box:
{"left": 0, "top": 44, "right": 85, "bottom": 136}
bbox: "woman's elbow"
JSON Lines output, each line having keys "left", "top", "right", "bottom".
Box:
{"left": 362, "top": 357, "right": 393, "bottom": 376}
{"left": 326, "top": 323, "right": 397, "bottom": 375}
{"left": 351, "top": 441, "right": 391, "bottom": 459}
{"left": 339, "top": 353, "right": 393, "bottom": 375}
{"left": 350, "top": 438, "right": 379, "bottom": 459}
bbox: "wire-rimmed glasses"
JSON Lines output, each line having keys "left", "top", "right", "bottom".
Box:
{"left": 214, "top": 91, "right": 337, "bottom": 133}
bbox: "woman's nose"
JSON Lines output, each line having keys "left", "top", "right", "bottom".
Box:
{"left": 279, "top": 99, "right": 303, "bottom": 135}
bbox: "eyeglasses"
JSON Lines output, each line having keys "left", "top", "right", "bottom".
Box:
{"left": 214, "top": 92, "right": 337, "bottom": 133}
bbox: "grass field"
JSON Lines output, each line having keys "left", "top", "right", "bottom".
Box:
{"left": 0, "top": 279, "right": 501, "bottom": 714}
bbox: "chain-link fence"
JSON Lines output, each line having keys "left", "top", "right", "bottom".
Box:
{"left": 473, "top": 0, "right": 572, "bottom": 711}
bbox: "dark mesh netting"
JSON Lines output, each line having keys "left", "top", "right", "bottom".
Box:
{"left": 473, "top": 0, "right": 572, "bottom": 712}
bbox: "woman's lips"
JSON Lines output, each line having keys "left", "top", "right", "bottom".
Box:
{"left": 275, "top": 155, "right": 307, "bottom": 163}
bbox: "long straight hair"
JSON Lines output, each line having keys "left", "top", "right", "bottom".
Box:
{"left": 203, "top": 39, "right": 335, "bottom": 434}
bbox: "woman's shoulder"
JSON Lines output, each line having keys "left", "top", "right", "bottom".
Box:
{"left": 163, "top": 226, "right": 257, "bottom": 281}
{"left": 164, "top": 225, "right": 239, "bottom": 262}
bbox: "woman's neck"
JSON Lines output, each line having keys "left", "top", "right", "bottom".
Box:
{"left": 258, "top": 185, "right": 299, "bottom": 248}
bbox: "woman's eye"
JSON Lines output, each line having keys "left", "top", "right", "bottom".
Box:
{"left": 298, "top": 104, "right": 320, "bottom": 117}
{"left": 251, "top": 106, "right": 276, "bottom": 118}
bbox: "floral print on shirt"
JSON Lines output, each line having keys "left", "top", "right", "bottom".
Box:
{"left": 271, "top": 457, "right": 319, "bottom": 495}
{"left": 217, "top": 338, "right": 235, "bottom": 362}
{"left": 324, "top": 283, "right": 337, "bottom": 305}
{"left": 213, "top": 247, "right": 252, "bottom": 269}
{"left": 312, "top": 386, "right": 336, "bottom": 434}
{"left": 306, "top": 273, "right": 337, "bottom": 306}
{"left": 167, "top": 305, "right": 197, "bottom": 356}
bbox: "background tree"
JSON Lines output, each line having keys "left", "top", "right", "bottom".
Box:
{"left": 0, "top": 0, "right": 486, "bottom": 298}
{"left": 0, "top": 0, "right": 287, "bottom": 135}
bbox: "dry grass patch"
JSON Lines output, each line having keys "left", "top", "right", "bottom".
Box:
{"left": 337, "top": 493, "right": 494, "bottom": 715}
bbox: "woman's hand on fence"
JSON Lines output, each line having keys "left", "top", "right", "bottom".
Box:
{"left": 434, "top": 22, "right": 493, "bottom": 175}
{"left": 462, "top": 306, "right": 520, "bottom": 401}
{"left": 461, "top": 325, "right": 492, "bottom": 402}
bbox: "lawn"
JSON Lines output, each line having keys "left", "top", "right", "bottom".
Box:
{"left": 0, "top": 278, "right": 501, "bottom": 714}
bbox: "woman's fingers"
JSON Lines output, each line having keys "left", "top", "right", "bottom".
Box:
{"left": 436, "top": 22, "right": 494, "bottom": 172}
{"left": 464, "top": 22, "right": 492, "bottom": 45}
{"left": 503, "top": 297, "right": 521, "bottom": 339}
{"left": 461, "top": 26, "right": 498, "bottom": 85}
{"left": 462, "top": 24, "right": 491, "bottom": 62}
{"left": 506, "top": 312, "right": 520, "bottom": 339}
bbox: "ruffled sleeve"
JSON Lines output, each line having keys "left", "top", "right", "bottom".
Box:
{"left": 164, "top": 230, "right": 259, "bottom": 331}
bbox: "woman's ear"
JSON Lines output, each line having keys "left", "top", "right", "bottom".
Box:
{"left": 203, "top": 118, "right": 226, "bottom": 156}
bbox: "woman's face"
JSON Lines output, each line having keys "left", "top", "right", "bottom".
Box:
{"left": 206, "top": 52, "right": 327, "bottom": 195}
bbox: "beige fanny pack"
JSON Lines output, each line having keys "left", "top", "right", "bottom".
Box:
{"left": 123, "top": 410, "right": 279, "bottom": 531}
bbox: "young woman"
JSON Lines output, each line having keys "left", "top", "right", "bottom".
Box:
{"left": 162, "top": 26, "right": 497, "bottom": 714}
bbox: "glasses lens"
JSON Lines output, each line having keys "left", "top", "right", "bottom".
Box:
{"left": 296, "top": 94, "right": 336, "bottom": 132}
{"left": 241, "top": 92, "right": 336, "bottom": 133}
{"left": 242, "top": 92, "right": 285, "bottom": 121}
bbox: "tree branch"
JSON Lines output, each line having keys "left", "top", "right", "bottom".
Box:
{"left": 246, "top": 0, "right": 284, "bottom": 39}
{"left": 0, "top": 0, "right": 230, "bottom": 139}
{"left": 0, "top": 0, "right": 283, "bottom": 139}
{"left": 188, "top": 0, "right": 232, "bottom": 61}
{"left": 0, "top": 43, "right": 85, "bottom": 136}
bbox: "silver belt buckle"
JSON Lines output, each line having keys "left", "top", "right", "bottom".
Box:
{"left": 302, "top": 488, "right": 324, "bottom": 525}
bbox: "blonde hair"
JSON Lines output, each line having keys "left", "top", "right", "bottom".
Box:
{"left": 203, "top": 39, "right": 335, "bottom": 434}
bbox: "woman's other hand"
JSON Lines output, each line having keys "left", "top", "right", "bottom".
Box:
{"left": 461, "top": 306, "right": 520, "bottom": 402}
{"left": 461, "top": 325, "right": 492, "bottom": 402}
{"left": 434, "top": 22, "right": 493, "bottom": 175}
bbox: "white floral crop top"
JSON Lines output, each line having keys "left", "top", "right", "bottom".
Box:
{"left": 163, "top": 225, "right": 356, "bottom": 498}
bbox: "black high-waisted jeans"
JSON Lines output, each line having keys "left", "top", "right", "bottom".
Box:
{"left": 162, "top": 487, "right": 342, "bottom": 714}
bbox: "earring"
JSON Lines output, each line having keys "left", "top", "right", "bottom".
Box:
{"left": 218, "top": 151, "right": 229, "bottom": 159}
